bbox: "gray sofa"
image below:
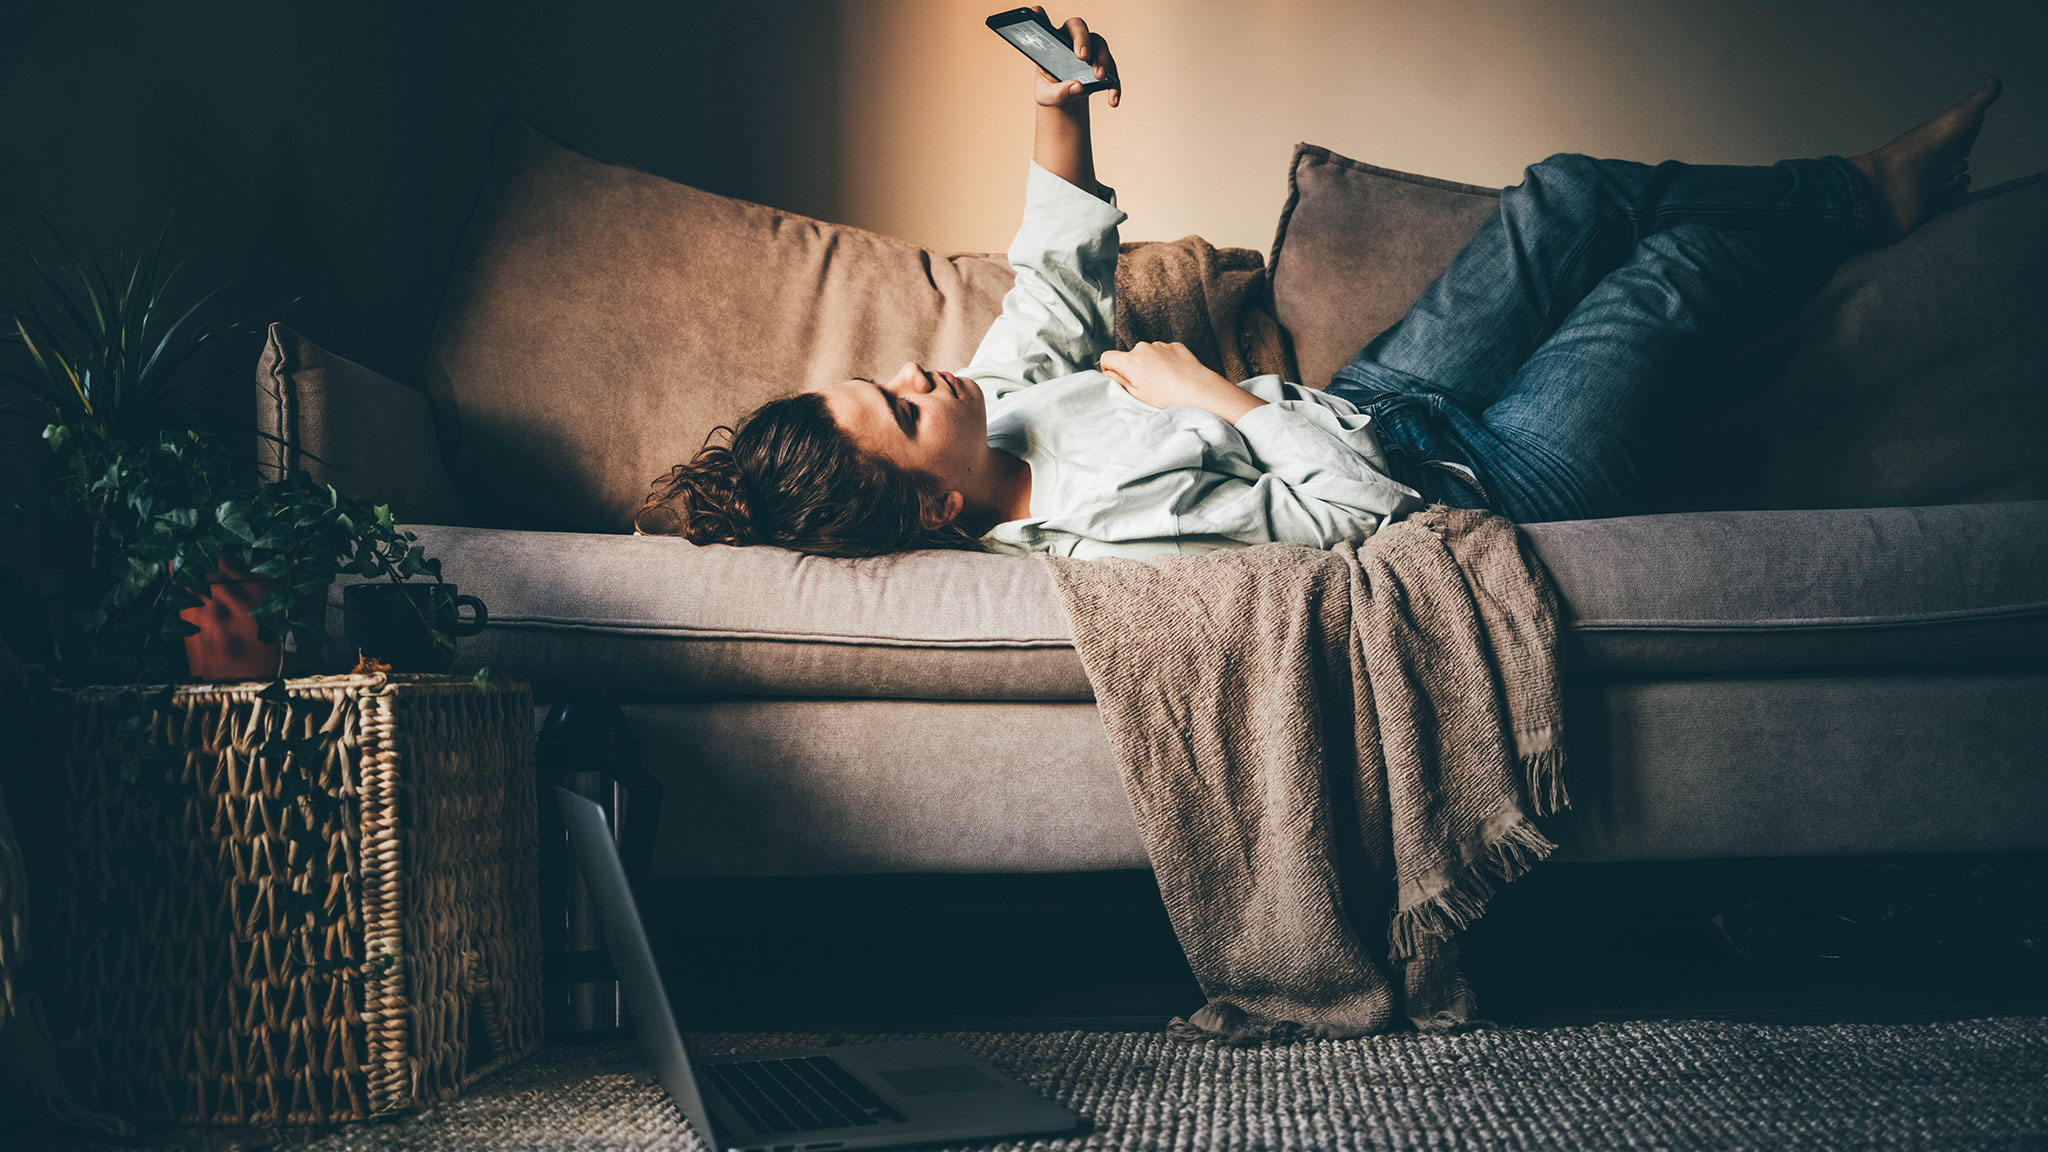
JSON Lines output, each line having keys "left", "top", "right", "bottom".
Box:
{"left": 257, "top": 116, "right": 2048, "bottom": 880}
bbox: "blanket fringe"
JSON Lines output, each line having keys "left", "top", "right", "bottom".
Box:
{"left": 1388, "top": 817, "right": 1557, "bottom": 961}
{"left": 1170, "top": 1001, "right": 1361, "bottom": 1046}
{"left": 1169, "top": 1004, "right": 1302, "bottom": 1046}
{"left": 1524, "top": 745, "right": 1570, "bottom": 817}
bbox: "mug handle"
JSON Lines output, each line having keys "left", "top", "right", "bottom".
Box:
{"left": 451, "top": 594, "right": 489, "bottom": 637}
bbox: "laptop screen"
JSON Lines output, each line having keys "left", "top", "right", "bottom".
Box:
{"left": 557, "top": 786, "right": 723, "bottom": 1146}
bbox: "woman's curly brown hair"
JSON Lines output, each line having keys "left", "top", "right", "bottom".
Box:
{"left": 634, "top": 391, "right": 985, "bottom": 557}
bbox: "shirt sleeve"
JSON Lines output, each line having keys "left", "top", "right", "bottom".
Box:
{"left": 960, "top": 162, "right": 1127, "bottom": 402}
{"left": 1229, "top": 384, "right": 1407, "bottom": 487}
{"left": 1182, "top": 389, "right": 1427, "bottom": 548}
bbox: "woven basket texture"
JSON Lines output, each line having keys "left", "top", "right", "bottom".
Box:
{"left": 23, "top": 674, "right": 542, "bottom": 1127}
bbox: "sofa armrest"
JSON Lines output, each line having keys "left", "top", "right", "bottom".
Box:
{"left": 255, "top": 323, "right": 474, "bottom": 525}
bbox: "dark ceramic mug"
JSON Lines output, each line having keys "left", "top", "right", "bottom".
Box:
{"left": 342, "top": 582, "right": 488, "bottom": 673}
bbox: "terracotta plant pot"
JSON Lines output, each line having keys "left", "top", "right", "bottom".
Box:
{"left": 180, "top": 574, "right": 281, "bottom": 682}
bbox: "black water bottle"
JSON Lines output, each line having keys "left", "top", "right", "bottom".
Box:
{"left": 536, "top": 694, "right": 659, "bottom": 1041}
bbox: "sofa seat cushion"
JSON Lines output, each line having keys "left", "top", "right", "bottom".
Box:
{"left": 353, "top": 526, "right": 1088, "bottom": 700}
{"left": 365, "top": 501, "right": 2048, "bottom": 700}
{"left": 1526, "top": 502, "right": 2048, "bottom": 674}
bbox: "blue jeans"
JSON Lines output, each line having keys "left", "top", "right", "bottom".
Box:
{"left": 1325, "top": 151, "right": 1877, "bottom": 522}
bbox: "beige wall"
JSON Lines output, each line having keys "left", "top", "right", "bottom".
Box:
{"left": 760, "top": 0, "right": 2046, "bottom": 255}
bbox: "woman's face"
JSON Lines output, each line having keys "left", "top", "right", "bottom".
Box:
{"left": 810, "top": 361, "right": 990, "bottom": 494}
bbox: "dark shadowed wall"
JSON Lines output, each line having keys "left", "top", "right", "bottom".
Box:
{"left": 0, "top": 0, "right": 838, "bottom": 575}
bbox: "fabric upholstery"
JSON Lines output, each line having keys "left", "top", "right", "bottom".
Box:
{"left": 254, "top": 323, "right": 472, "bottom": 526}
{"left": 1267, "top": 146, "right": 2048, "bottom": 512}
{"left": 635, "top": 671, "right": 2048, "bottom": 876}
{"left": 1266, "top": 145, "right": 1502, "bottom": 394}
{"left": 331, "top": 524, "right": 1086, "bottom": 700}
{"left": 1688, "top": 171, "right": 2048, "bottom": 511}
{"left": 1546, "top": 671, "right": 2048, "bottom": 862}
{"left": 349, "top": 503, "right": 2048, "bottom": 700}
{"left": 423, "top": 115, "right": 1295, "bottom": 535}
{"left": 628, "top": 700, "right": 1138, "bottom": 876}
{"left": 425, "top": 114, "right": 1017, "bottom": 532}
{"left": 1525, "top": 501, "right": 2048, "bottom": 673}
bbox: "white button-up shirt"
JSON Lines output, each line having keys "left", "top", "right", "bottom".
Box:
{"left": 970, "top": 162, "right": 1424, "bottom": 559}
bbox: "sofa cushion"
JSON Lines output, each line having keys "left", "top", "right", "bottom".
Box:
{"left": 631, "top": 672, "right": 2048, "bottom": 874}
{"left": 425, "top": 114, "right": 1018, "bottom": 533}
{"left": 1267, "top": 145, "right": 2048, "bottom": 512}
{"left": 1525, "top": 502, "right": 2048, "bottom": 673}
{"left": 254, "top": 324, "right": 473, "bottom": 526}
{"left": 1661, "top": 171, "right": 2048, "bottom": 512}
{"left": 353, "top": 502, "right": 2048, "bottom": 700}
{"left": 1266, "top": 145, "right": 1501, "bottom": 394}
{"left": 336, "top": 526, "right": 1089, "bottom": 700}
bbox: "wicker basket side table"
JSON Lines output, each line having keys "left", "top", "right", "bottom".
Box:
{"left": 21, "top": 673, "right": 542, "bottom": 1127}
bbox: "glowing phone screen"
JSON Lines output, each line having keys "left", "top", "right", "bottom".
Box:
{"left": 997, "top": 19, "right": 1095, "bottom": 86}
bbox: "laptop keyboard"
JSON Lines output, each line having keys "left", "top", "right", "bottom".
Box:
{"left": 703, "top": 1055, "right": 910, "bottom": 1135}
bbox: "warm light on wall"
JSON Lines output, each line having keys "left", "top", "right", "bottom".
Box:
{"left": 780, "top": 0, "right": 2039, "bottom": 257}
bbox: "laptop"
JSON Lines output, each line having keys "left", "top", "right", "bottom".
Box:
{"left": 556, "top": 787, "right": 1086, "bottom": 1151}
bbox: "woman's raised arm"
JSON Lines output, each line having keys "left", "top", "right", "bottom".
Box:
{"left": 1028, "top": 8, "right": 1120, "bottom": 196}
{"left": 959, "top": 10, "right": 1127, "bottom": 399}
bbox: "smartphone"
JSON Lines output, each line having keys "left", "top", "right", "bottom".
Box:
{"left": 986, "top": 8, "right": 1117, "bottom": 94}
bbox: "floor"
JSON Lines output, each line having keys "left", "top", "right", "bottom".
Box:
{"left": 640, "top": 853, "right": 2048, "bottom": 1035}
{"left": 11, "top": 853, "right": 2044, "bottom": 1148}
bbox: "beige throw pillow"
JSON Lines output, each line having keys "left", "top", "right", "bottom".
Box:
{"left": 425, "top": 114, "right": 1017, "bottom": 533}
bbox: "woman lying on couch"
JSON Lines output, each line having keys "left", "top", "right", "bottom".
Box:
{"left": 636, "top": 8, "right": 2002, "bottom": 560}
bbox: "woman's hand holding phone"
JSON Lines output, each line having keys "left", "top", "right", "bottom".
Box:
{"left": 1026, "top": 7, "right": 1120, "bottom": 108}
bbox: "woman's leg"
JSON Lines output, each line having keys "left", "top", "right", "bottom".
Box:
{"left": 1326, "top": 150, "right": 1873, "bottom": 410}
{"left": 1426, "top": 224, "right": 1844, "bottom": 523}
{"left": 1328, "top": 80, "right": 1999, "bottom": 516}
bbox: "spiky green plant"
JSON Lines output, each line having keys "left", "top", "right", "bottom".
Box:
{"left": 2, "top": 216, "right": 232, "bottom": 443}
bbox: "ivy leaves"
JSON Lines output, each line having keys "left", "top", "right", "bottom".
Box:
{"left": 204, "top": 476, "right": 438, "bottom": 659}
{"left": 40, "top": 424, "right": 223, "bottom": 679}
{"left": 34, "top": 420, "right": 458, "bottom": 685}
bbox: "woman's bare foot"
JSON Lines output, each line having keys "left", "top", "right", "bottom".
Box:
{"left": 1847, "top": 77, "right": 2002, "bottom": 243}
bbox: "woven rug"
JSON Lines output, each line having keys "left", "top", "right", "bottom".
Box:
{"left": 36, "top": 1017, "right": 2048, "bottom": 1151}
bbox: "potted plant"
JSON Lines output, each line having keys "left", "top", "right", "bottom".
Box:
{"left": 4, "top": 220, "right": 230, "bottom": 679}
{"left": 5, "top": 221, "right": 465, "bottom": 684}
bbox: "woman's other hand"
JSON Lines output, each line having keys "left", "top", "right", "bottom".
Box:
{"left": 1029, "top": 8, "right": 1120, "bottom": 109}
{"left": 1100, "top": 342, "right": 1265, "bottom": 423}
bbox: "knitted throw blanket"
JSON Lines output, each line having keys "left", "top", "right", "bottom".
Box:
{"left": 1114, "top": 238, "right": 1298, "bottom": 385}
{"left": 1040, "top": 506, "right": 1568, "bottom": 1040}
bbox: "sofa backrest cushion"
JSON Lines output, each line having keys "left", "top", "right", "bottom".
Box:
{"left": 1267, "top": 145, "right": 1502, "bottom": 393}
{"left": 1710, "top": 171, "right": 2048, "bottom": 511}
{"left": 426, "top": 114, "right": 1017, "bottom": 532}
{"left": 1268, "top": 143, "right": 2048, "bottom": 512}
